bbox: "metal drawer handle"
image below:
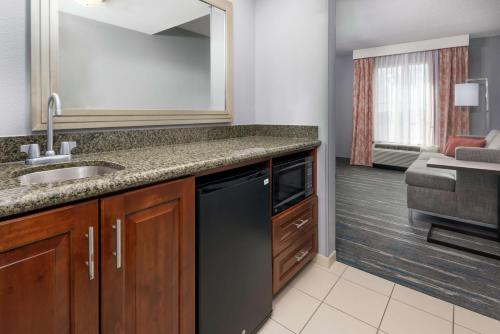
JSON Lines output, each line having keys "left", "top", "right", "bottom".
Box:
{"left": 293, "top": 219, "right": 310, "bottom": 229}
{"left": 295, "top": 250, "right": 309, "bottom": 262}
{"left": 112, "top": 219, "right": 122, "bottom": 269}
{"left": 85, "top": 226, "right": 95, "bottom": 280}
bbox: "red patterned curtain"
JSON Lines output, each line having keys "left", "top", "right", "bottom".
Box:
{"left": 350, "top": 58, "right": 375, "bottom": 166}
{"left": 438, "top": 47, "right": 470, "bottom": 152}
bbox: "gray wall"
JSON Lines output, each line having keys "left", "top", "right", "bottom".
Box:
{"left": 334, "top": 53, "right": 353, "bottom": 158}
{"left": 334, "top": 36, "right": 500, "bottom": 158}
{"left": 328, "top": 0, "right": 337, "bottom": 254}
{"left": 253, "top": 0, "right": 334, "bottom": 256}
{"left": 60, "top": 13, "right": 211, "bottom": 109}
{"left": 470, "top": 35, "right": 500, "bottom": 135}
{"left": 232, "top": 0, "right": 256, "bottom": 124}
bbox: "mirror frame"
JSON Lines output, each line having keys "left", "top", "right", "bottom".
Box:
{"left": 31, "top": 0, "right": 233, "bottom": 130}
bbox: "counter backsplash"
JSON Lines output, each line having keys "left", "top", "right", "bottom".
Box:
{"left": 0, "top": 125, "right": 318, "bottom": 164}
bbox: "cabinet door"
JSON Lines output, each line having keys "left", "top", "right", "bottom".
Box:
{"left": 0, "top": 201, "right": 99, "bottom": 334}
{"left": 101, "top": 177, "right": 195, "bottom": 334}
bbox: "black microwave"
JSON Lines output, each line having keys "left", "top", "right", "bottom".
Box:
{"left": 272, "top": 153, "right": 313, "bottom": 215}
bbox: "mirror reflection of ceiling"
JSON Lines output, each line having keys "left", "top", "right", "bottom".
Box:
{"left": 59, "top": 0, "right": 211, "bottom": 35}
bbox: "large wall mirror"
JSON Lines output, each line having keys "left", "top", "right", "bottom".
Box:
{"left": 31, "top": 0, "right": 233, "bottom": 130}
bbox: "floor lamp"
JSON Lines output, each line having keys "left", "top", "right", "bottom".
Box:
{"left": 455, "top": 78, "right": 490, "bottom": 132}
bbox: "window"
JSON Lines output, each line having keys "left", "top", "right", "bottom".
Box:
{"left": 373, "top": 51, "right": 438, "bottom": 146}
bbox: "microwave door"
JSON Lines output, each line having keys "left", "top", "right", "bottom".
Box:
{"left": 274, "top": 190, "right": 306, "bottom": 211}
{"left": 274, "top": 160, "right": 307, "bottom": 174}
{"left": 273, "top": 160, "right": 308, "bottom": 213}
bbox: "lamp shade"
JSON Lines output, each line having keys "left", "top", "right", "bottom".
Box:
{"left": 455, "top": 83, "right": 479, "bottom": 107}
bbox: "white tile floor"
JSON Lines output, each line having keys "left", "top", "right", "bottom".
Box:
{"left": 258, "top": 261, "right": 500, "bottom": 334}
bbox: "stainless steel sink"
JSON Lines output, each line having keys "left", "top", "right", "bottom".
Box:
{"left": 18, "top": 165, "right": 120, "bottom": 186}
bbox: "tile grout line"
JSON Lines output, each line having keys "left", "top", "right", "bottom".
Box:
{"left": 269, "top": 318, "right": 298, "bottom": 334}
{"left": 292, "top": 286, "right": 324, "bottom": 303}
{"left": 390, "top": 295, "right": 454, "bottom": 323}
{"left": 296, "top": 262, "right": 383, "bottom": 330}
{"left": 291, "top": 264, "right": 343, "bottom": 302}
{"left": 341, "top": 276, "right": 393, "bottom": 298}
{"left": 336, "top": 262, "right": 349, "bottom": 277}
{"left": 270, "top": 287, "right": 305, "bottom": 334}
{"left": 321, "top": 263, "right": 395, "bottom": 331}
{"left": 297, "top": 298, "right": 322, "bottom": 334}
{"left": 451, "top": 306, "right": 482, "bottom": 334}
{"left": 297, "top": 265, "right": 345, "bottom": 334}
{"left": 322, "top": 271, "right": 343, "bottom": 302}
{"left": 312, "top": 262, "right": 348, "bottom": 278}
{"left": 322, "top": 302, "right": 379, "bottom": 331}
{"left": 377, "top": 283, "right": 395, "bottom": 331}
{"left": 278, "top": 263, "right": 495, "bottom": 334}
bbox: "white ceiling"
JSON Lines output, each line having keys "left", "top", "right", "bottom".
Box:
{"left": 178, "top": 15, "right": 211, "bottom": 37}
{"left": 59, "top": 0, "right": 211, "bottom": 35}
{"left": 336, "top": 0, "right": 500, "bottom": 54}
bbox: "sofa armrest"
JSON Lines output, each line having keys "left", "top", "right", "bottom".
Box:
{"left": 455, "top": 147, "right": 500, "bottom": 163}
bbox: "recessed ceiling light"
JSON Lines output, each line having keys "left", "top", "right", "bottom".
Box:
{"left": 75, "top": 0, "right": 105, "bottom": 7}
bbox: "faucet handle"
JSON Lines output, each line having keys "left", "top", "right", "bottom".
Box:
{"left": 60, "top": 141, "right": 77, "bottom": 156}
{"left": 20, "top": 144, "right": 40, "bottom": 159}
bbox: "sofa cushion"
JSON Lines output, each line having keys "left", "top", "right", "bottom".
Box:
{"left": 486, "top": 132, "right": 500, "bottom": 149}
{"left": 485, "top": 129, "right": 500, "bottom": 147}
{"left": 417, "top": 152, "right": 452, "bottom": 161}
{"left": 405, "top": 160, "right": 456, "bottom": 192}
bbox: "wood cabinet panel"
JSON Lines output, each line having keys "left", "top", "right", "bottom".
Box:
{"left": 273, "top": 227, "right": 317, "bottom": 294}
{"left": 0, "top": 201, "right": 99, "bottom": 334}
{"left": 101, "top": 177, "right": 195, "bottom": 334}
{"left": 272, "top": 196, "right": 317, "bottom": 256}
{"left": 127, "top": 202, "right": 180, "bottom": 333}
{"left": 272, "top": 195, "right": 318, "bottom": 294}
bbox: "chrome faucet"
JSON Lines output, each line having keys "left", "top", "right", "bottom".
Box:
{"left": 20, "top": 93, "right": 77, "bottom": 165}
{"left": 46, "top": 93, "right": 62, "bottom": 156}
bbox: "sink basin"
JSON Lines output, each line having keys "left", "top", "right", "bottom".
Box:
{"left": 18, "top": 165, "right": 120, "bottom": 186}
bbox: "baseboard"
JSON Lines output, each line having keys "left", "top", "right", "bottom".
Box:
{"left": 313, "top": 250, "right": 337, "bottom": 269}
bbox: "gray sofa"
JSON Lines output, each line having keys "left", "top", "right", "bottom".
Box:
{"left": 405, "top": 130, "right": 500, "bottom": 227}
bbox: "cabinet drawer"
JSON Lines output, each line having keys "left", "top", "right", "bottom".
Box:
{"left": 272, "top": 196, "right": 317, "bottom": 256}
{"left": 273, "top": 227, "right": 317, "bottom": 294}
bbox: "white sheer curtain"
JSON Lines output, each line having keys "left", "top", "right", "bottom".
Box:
{"left": 373, "top": 51, "right": 439, "bottom": 147}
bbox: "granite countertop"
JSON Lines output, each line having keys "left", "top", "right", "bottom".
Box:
{"left": 0, "top": 136, "right": 320, "bottom": 219}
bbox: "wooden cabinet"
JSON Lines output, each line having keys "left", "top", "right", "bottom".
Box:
{"left": 0, "top": 150, "right": 315, "bottom": 332}
{"left": 0, "top": 177, "right": 195, "bottom": 334}
{"left": 272, "top": 196, "right": 317, "bottom": 256}
{"left": 272, "top": 195, "right": 318, "bottom": 294}
{"left": 100, "top": 177, "right": 195, "bottom": 334}
{"left": 0, "top": 201, "right": 99, "bottom": 334}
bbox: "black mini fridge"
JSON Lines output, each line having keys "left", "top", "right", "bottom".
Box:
{"left": 196, "top": 167, "right": 273, "bottom": 334}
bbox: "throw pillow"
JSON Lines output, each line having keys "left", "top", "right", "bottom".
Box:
{"left": 444, "top": 136, "right": 486, "bottom": 157}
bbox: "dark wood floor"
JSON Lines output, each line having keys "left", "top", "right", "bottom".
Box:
{"left": 336, "top": 159, "right": 500, "bottom": 320}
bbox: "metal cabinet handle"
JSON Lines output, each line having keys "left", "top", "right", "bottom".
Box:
{"left": 293, "top": 219, "right": 309, "bottom": 229}
{"left": 85, "top": 226, "right": 95, "bottom": 280}
{"left": 112, "top": 219, "right": 122, "bottom": 269}
{"left": 295, "top": 250, "right": 309, "bottom": 262}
